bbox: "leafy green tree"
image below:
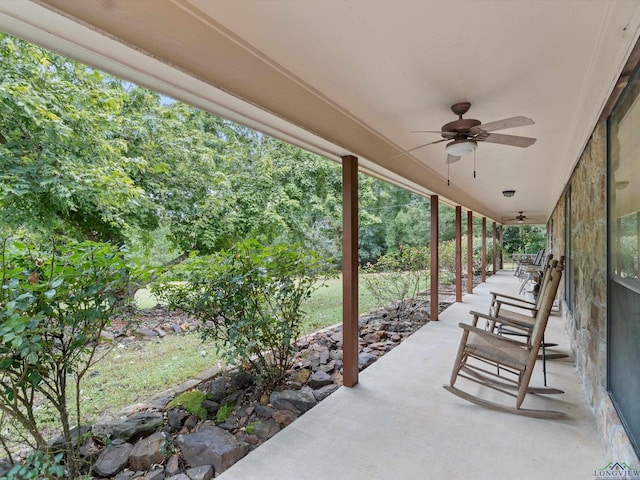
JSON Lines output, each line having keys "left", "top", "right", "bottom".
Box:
{"left": 0, "top": 34, "right": 153, "bottom": 243}
{"left": 0, "top": 238, "right": 134, "bottom": 477}
{"left": 502, "top": 225, "right": 547, "bottom": 257}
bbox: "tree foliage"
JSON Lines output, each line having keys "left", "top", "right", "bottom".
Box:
{"left": 0, "top": 238, "right": 134, "bottom": 477}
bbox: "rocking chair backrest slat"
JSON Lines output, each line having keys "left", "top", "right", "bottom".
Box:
{"left": 529, "top": 257, "right": 564, "bottom": 348}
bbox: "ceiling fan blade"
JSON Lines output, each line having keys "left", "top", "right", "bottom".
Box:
{"left": 390, "top": 138, "right": 448, "bottom": 159}
{"left": 480, "top": 133, "right": 536, "bottom": 148}
{"left": 446, "top": 154, "right": 461, "bottom": 164}
{"left": 410, "top": 130, "right": 457, "bottom": 135}
{"left": 471, "top": 116, "right": 534, "bottom": 134}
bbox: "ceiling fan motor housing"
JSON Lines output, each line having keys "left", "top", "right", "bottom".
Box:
{"left": 441, "top": 118, "right": 481, "bottom": 137}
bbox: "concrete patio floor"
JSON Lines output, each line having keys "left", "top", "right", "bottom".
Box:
{"left": 218, "top": 270, "right": 605, "bottom": 480}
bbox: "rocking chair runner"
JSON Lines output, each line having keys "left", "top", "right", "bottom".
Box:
{"left": 443, "top": 258, "right": 565, "bottom": 419}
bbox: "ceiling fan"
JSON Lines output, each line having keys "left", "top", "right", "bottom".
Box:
{"left": 392, "top": 102, "right": 537, "bottom": 164}
{"left": 509, "top": 211, "right": 528, "bottom": 223}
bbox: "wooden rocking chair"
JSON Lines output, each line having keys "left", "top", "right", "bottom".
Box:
{"left": 443, "top": 258, "right": 565, "bottom": 419}
{"left": 486, "top": 255, "right": 564, "bottom": 386}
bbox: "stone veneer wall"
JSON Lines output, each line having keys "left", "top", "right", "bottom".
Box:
{"left": 548, "top": 121, "right": 639, "bottom": 464}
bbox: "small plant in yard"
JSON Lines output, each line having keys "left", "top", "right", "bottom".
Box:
{"left": 245, "top": 420, "right": 261, "bottom": 435}
{"left": 361, "top": 245, "right": 430, "bottom": 319}
{"left": 152, "top": 240, "right": 331, "bottom": 386}
{"left": 216, "top": 401, "right": 236, "bottom": 424}
{"left": 0, "top": 237, "right": 134, "bottom": 478}
{"left": 2, "top": 451, "right": 65, "bottom": 480}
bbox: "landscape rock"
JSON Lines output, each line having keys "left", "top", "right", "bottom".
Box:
{"left": 254, "top": 404, "right": 274, "bottom": 418}
{"left": 204, "top": 378, "right": 228, "bottom": 402}
{"left": 270, "top": 389, "right": 317, "bottom": 414}
{"left": 136, "top": 327, "right": 158, "bottom": 338}
{"left": 271, "top": 409, "right": 298, "bottom": 426}
{"left": 186, "top": 464, "right": 214, "bottom": 480}
{"left": 142, "top": 466, "right": 165, "bottom": 480}
{"left": 202, "top": 399, "right": 220, "bottom": 415}
{"left": 358, "top": 352, "right": 378, "bottom": 369}
{"left": 230, "top": 370, "right": 254, "bottom": 389}
{"left": 129, "top": 431, "right": 168, "bottom": 471}
{"left": 167, "top": 475, "right": 190, "bottom": 480}
{"left": 95, "top": 412, "right": 164, "bottom": 442}
{"left": 292, "top": 368, "right": 311, "bottom": 384}
{"left": 167, "top": 410, "right": 189, "bottom": 431}
{"left": 114, "top": 470, "right": 136, "bottom": 480}
{"left": 307, "top": 370, "right": 333, "bottom": 389}
{"left": 251, "top": 418, "right": 281, "bottom": 441}
{"left": 92, "top": 441, "right": 133, "bottom": 477}
{"left": 165, "top": 454, "right": 181, "bottom": 476}
{"left": 313, "top": 384, "right": 339, "bottom": 401}
{"left": 177, "top": 424, "right": 248, "bottom": 473}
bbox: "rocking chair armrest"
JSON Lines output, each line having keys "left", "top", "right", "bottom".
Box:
{"left": 457, "top": 322, "right": 530, "bottom": 348}
{"left": 468, "top": 309, "right": 515, "bottom": 323}
{"left": 489, "top": 291, "right": 536, "bottom": 306}
{"left": 494, "top": 299, "right": 537, "bottom": 314}
{"left": 496, "top": 316, "right": 535, "bottom": 331}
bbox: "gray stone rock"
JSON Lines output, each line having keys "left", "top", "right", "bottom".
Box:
{"left": 167, "top": 409, "right": 189, "bottom": 431}
{"left": 136, "top": 327, "right": 158, "bottom": 338}
{"left": 254, "top": 404, "right": 274, "bottom": 418}
{"left": 319, "top": 349, "right": 330, "bottom": 364}
{"left": 114, "top": 470, "right": 135, "bottom": 480}
{"left": 177, "top": 424, "right": 248, "bottom": 473}
{"left": 144, "top": 466, "right": 165, "bottom": 480}
{"left": 230, "top": 370, "right": 253, "bottom": 389}
{"left": 129, "top": 431, "right": 168, "bottom": 471}
{"left": 184, "top": 415, "right": 199, "bottom": 430}
{"left": 307, "top": 370, "right": 333, "bottom": 389}
{"left": 204, "top": 378, "right": 227, "bottom": 402}
{"left": 93, "top": 441, "right": 133, "bottom": 477}
{"left": 153, "top": 327, "right": 167, "bottom": 338}
{"left": 251, "top": 418, "right": 281, "bottom": 441}
{"left": 313, "top": 383, "right": 339, "bottom": 401}
{"left": 165, "top": 454, "right": 181, "bottom": 477}
{"left": 319, "top": 360, "right": 336, "bottom": 373}
{"left": 186, "top": 465, "right": 214, "bottom": 480}
{"left": 202, "top": 399, "right": 220, "bottom": 415}
{"left": 358, "top": 352, "right": 377, "bottom": 369}
{"left": 167, "top": 475, "right": 190, "bottom": 480}
{"left": 95, "top": 412, "right": 164, "bottom": 442}
{"left": 271, "top": 409, "right": 297, "bottom": 426}
{"left": 270, "top": 389, "right": 317, "bottom": 414}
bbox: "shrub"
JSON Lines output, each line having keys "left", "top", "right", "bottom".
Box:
{"left": 152, "top": 240, "right": 329, "bottom": 385}
{"left": 361, "top": 245, "right": 430, "bottom": 319}
{"left": 0, "top": 237, "right": 133, "bottom": 478}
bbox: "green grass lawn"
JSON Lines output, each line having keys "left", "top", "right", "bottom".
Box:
{"left": 78, "top": 334, "right": 216, "bottom": 422}
{"left": 300, "top": 275, "right": 381, "bottom": 335}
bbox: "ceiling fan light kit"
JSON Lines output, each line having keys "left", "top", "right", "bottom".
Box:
{"left": 445, "top": 138, "right": 477, "bottom": 157}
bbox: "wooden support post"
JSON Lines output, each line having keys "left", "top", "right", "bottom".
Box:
{"left": 430, "top": 195, "right": 439, "bottom": 321}
{"left": 499, "top": 225, "right": 504, "bottom": 270}
{"left": 455, "top": 206, "right": 462, "bottom": 302}
{"left": 481, "top": 217, "right": 487, "bottom": 283}
{"left": 467, "top": 211, "right": 473, "bottom": 294}
{"left": 637, "top": 212, "right": 640, "bottom": 278}
{"left": 492, "top": 221, "right": 497, "bottom": 274}
{"left": 342, "top": 155, "right": 359, "bottom": 388}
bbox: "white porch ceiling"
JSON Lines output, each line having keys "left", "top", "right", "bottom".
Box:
{"left": 2, "top": 0, "right": 640, "bottom": 224}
